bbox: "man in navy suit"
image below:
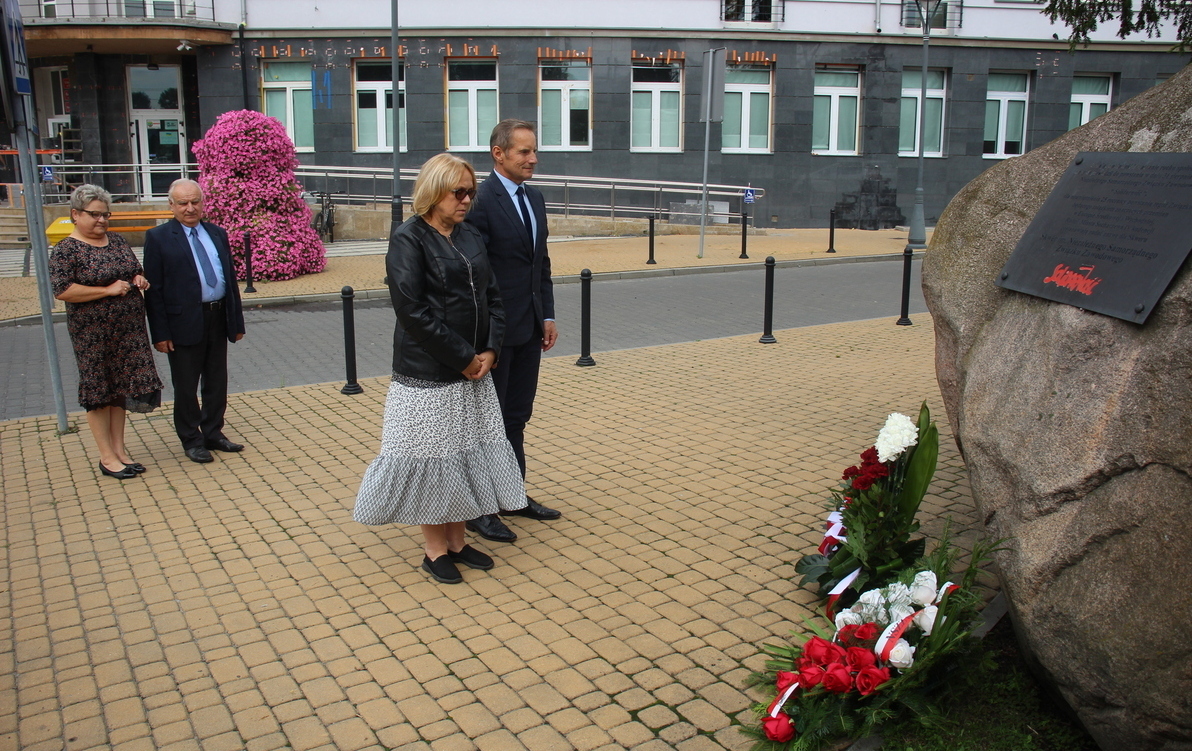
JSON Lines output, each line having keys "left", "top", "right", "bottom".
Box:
{"left": 144, "top": 178, "right": 246, "bottom": 464}
{"left": 465, "top": 120, "right": 562, "bottom": 543}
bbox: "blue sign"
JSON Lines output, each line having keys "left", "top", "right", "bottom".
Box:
{"left": 3, "top": 0, "right": 30, "bottom": 95}
{"left": 744, "top": 188, "right": 756, "bottom": 204}
{"left": 40, "top": 165, "right": 53, "bottom": 182}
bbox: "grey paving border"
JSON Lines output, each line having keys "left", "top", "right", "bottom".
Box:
{"left": 0, "top": 250, "right": 923, "bottom": 327}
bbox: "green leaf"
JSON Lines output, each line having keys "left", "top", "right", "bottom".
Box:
{"left": 897, "top": 422, "right": 938, "bottom": 521}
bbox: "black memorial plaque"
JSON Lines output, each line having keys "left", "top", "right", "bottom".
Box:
{"left": 997, "top": 151, "right": 1192, "bottom": 324}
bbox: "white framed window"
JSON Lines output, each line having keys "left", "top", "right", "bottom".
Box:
{"left": 901, "top": 0, "right": 953, "bottom": 29}
{"left": 447, "top": 60, "right": 498, "bottom": 151}
{"left": 722, "top": 0, "right": 782, "bottom": 23}
{"left": 40, "top": 0, "right": 57, "bottom": 18}
{"left": 983, "top": 72, "right": 1030, "bottom": 158}
{"left": 631, "top": 62, "right": 683, "bottom": 152}
{"left": 354, "top": 61, "right": 406, "bottom": 153}
{"left": 722, "top": 64, "right": 772, "bottom": 153}
{"left": 1069, "top": 74, "right": 1112, "bottom": 130}
{"left": 124, "top": 0, "right": 176, "bottom": 18}
{"left": 539, "top": 60, "right": 591, "bottom": 150}
{"left": 262, "top": 61, "right": 314, "bottom": 152}
{"left": 899, "top": 68, "right": 946, "bottom": 157}
{"left": 812, "top": 66, "right": 861, "bottom": 155}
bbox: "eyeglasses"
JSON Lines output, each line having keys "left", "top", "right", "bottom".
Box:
{"left": 79, "top": 210, "right": 112, "bottom": 220}
{"left": 451, "top": 187, "right": 477, "bottom": 201}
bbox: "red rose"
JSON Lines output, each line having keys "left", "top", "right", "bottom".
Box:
{"left": 855, "top": 666, "right": 892, "bottom": 696}
{"left": 762, "top": 713, "right": 797, "bottom": 742}
{"left": 776, "top": 670, "right": 799, "bottom": 692}
{"left": 801, "top": 636, "right": 835, "bottom": 664}
{"left": 853, "top": 623, "right": 880, "bottom": 643}
{"left": 846, "top": 647, "right": 877, "bottom": 671}
{"left": 821, "top": 663, "right": 854, "bottom": 693}
{"left": 797, "top": 661, "right": 825, "bottom": 688}
{"left": 842, "top": 465, "right": 861, "bottom": 480}
{"left": 836, "top": 624, "right": 859, "bottom": 645}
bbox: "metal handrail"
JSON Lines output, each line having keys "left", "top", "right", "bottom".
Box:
{"left": 19, "top": 0, "right": 217, "bottom": 23}
{"left": 41, "top": 161, "right": 766, "bottom": 224}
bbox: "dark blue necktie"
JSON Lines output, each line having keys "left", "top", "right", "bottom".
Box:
{"left": 189, "top": 227, "right": 217, "bottom": 287}
{"left": 515, "top": 185, "right": 535, "bottom": 248}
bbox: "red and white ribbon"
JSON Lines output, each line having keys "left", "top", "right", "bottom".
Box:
{"left": 768, "top": 680, "right": 802, "bottom": 718}
{"left": 875, "top": 612, "right": 917, "bottom": 661}
{"left": 936, "top": 581, "right": 957, "bottom": 603}
{"left": 825, "top": 567, "right": 862, "bottom": 618}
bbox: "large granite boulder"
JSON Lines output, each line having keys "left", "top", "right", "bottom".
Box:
{"left": 923, "top": 69, "right": 1192, "bottom": 750}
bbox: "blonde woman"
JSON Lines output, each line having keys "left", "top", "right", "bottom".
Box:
{"left": 353, "top": 153, "right": 527, "bottom": 583}
{"left": 50, "top": 184, "right": 162, "bottom": 480}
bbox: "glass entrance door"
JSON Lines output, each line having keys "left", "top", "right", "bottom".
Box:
{"left": 128, "top": 65, "right": 186, "bottom": 199}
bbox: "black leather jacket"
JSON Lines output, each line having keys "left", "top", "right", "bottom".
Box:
{"left": 386, "top": 215, "right": 505, "bottom": 381}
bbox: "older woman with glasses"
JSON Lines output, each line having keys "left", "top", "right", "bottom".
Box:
{"left": 353, "top": 153, "right": 527, "bottom": 584}
{"left": 49, "top": 184, "right": 162, "bottom": 480}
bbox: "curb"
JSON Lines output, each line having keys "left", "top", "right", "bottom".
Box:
{"left": 0, "top": 251, "right": 924, "bottom": 327}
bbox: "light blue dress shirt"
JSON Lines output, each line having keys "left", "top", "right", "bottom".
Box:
{"left": 187, "top": 223, "right": 227, "bottom": 303}
{"left": 493, "top": 170, "right": 537, "bottom": 245}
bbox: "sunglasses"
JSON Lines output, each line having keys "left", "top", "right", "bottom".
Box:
{"left": 79, "top": 210, "right": 112, "bottom": 220}
{"left": 450, "top": 187, "right": 477, "bottom": 201}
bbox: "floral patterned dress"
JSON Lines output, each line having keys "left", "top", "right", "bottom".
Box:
{"left": 49, "top": 234, "right": 162, "bottom": 412}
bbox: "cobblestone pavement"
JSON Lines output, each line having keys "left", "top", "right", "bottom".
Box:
{"left": 0, "top": 314, "right": 990, "bottom": 751}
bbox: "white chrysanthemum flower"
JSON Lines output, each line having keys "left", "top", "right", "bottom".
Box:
{"left": 835, "top": 610, "right": 864, "bottom": 630}
{"left": 874, "top": 412, "right": 919, "bottom": 463}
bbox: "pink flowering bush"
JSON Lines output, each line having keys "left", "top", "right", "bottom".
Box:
{"left": 192, "top": 110, "right": 325, "bottom": 281}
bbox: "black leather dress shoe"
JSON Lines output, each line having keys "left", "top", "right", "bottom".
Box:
{"left": 501, "top": 497, "right": 562, "bottom": 521}
{"left": 465, "top": 514, "right": 517, "bottom": 543}
{"left": 185, "top": 446, "right": 214, "bottom": 463}
{"left": 123, "top": 462, "right": 146, "bottom": 474}
{"left": 205, "top": 436, "right": 244, "bottom": 452}
{"left": 99, "top": 462, "right": 137, "bottom": 479}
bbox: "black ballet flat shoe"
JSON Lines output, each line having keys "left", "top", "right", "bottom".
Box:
{"left": 421, "top": 555, "right": 463, "bottom": 584}
{"left": 124, "top": 462, "right": 147, "bottom": 474}
{"left": 99, "top": 462, "right": 137, "bottom": 480}
{"left": 448, "top": 545, "right": 494, "bottom": 571}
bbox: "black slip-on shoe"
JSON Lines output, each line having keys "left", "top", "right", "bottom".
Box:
{"left": 421, "top": 555, "right": 463, "bottom": 584}
{"left": 448, "top": 545, "right": 494, "bottom": 570}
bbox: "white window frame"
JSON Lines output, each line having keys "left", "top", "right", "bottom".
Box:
{"left": 446, "top": 59, "right": 499, "bottom": 152}
{"left": 899, "top": 68, "right": 946, "bottom": 158}
{"left": 631, "top": 63, "right": 684, "bottom": 153}
{"left": 983, "top": 72, "right": 1030, "bottom": 160}
{"left": 124, "top": 0, "right": 177, "bottom": 18}
{"left": 538, "top": 60, "right": 592, "bottom": 152}
{"left": 812, "top": 67, "right": 862, "bottom": 156}
{"left": 353, "top": 60, "right": 406, "bottom": 153}
{"left": 722, "top": 64, "right": 772, "bottom": 154}
{"left": 1069, "top": 74, "right": 1112, "bottom": 130}
{"left": 262, "top": 61, "right": 314, "bottom": 153}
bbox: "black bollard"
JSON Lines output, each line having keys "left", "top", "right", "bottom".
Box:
{"left": 646, "top": 214, "right": 657, "bottom": 264}
{"left": 340, "top": 286, "right": 365, "bottom": 394}
{"left": 243, "top": 232, "right": 257, "bottom": 293}
{"left": 896, "top": 244, "right": 914, "bottom": 326}
{"left": 760, "top": 256, "right": 777, "bottom": 344}
{"left": 576, "top": 269, "right": 596, "bottom": 366}
{"left": 739, "top": 208, "right": 749, "bottom": 259}
{"left": 827, "top": 209, "right": 837, "bottom": 253}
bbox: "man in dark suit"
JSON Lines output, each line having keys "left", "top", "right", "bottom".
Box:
{"left": 144, "top": 178, "right": 246, "bottom": 464}
{"left": 465, "top": 119, "right": 562, "bottom": 543}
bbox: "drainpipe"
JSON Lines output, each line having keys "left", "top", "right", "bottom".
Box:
{"left": 874, "top": 0, "right": 882, "bottom": 33}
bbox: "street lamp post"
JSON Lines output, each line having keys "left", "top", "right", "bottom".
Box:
{"left": 897, "top": 0, "right": 941, "bottom": 326}
{"left": 390, "top": 0, "right": 403, "bottom": 227}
